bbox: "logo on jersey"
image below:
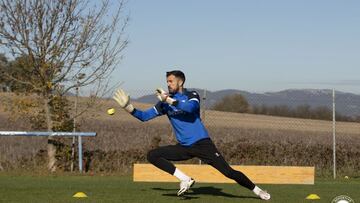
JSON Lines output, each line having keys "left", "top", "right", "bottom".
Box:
{"left": 167, "top": 106, "right": 186, "bottom": 116}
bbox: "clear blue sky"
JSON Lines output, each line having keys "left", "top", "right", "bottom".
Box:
{"left": 113, "top": 0, "right": 360, "bottom": 94}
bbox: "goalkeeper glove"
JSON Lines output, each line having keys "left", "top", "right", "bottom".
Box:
{"left": 113, "top": 89, "right": 134, "bottom": 113}
{"left": 156, "top": 88, "right": 176, "bottom": 105}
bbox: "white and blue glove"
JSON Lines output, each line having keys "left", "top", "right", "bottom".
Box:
{"left": 156, "top": 88, "right": 176, "bottom": 105}
{"left": 113, "top": 89, "right": 134, "bottom": 113}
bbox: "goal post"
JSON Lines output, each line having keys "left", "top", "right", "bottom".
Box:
{"left": 0, "top": 131, "right": 97, "bottom": 172}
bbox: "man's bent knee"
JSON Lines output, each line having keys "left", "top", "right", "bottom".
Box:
{"left": 147, "top": 149, "right": 159, "bottom": 163}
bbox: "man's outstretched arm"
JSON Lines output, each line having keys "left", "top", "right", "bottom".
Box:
{"left": 131, "top": 106, "right": 160, "bottom": 122}
{"left": 113, "top": 88, "right": 162, "bottom": 122}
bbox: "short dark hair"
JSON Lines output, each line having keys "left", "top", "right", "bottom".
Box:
{"left": 166, "top": 70, "right": 186, "bottom": 85}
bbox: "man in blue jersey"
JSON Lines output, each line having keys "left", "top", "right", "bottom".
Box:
{"left": 113, "top": 70, "right": 270, "bottom": 200}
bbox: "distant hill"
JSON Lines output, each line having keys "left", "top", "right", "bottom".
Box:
{"left": 134, "top": 88, "right": 360, "bottom": 117}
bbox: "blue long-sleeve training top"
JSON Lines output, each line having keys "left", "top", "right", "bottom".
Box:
{"left": 131, "top": 89, "right": 209, "bottom": 146}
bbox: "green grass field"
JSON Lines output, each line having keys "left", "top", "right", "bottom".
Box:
{"left": 0, "top": 174, "right": 359, "bottom": 203}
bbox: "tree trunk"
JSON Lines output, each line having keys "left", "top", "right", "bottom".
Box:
{"left": 44, "top": 95, "right": 56, "bottom": 172}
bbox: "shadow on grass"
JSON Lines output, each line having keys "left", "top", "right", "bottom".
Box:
{"left": 152, "top": 186, "right": 259, "bottom": 200}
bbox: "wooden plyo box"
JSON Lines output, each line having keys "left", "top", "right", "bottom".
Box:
{"left": 133, "top": 164, "right": 314, "bottom": 185}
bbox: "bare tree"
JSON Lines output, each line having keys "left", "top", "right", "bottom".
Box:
{"left": 0, "top": 0, "right": 129, "bottom": 171}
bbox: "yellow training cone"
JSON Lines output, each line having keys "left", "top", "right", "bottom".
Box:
{"left": 73, "top": 192, "right": 88, "bottom": 198}
{"left": 306, "top": 194, "right": 320, "bottom": 200}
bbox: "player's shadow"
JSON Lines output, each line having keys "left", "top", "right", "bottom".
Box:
{"left": 152, "top": 186, "right": 258, "bottom": 200}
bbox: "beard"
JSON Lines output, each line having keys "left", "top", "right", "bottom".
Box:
{"left": 168, "top": 86, "right": 178, "bottom": 94}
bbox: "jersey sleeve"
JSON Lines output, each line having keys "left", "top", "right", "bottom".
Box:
{"left": 154, "top": 101, "right": 167, "bottom": 115}
{"left": 187, "top": 91, "right": 200, "bottom": 103}
{"left": 174, "top": 91, "right": 200, "bottom": 113}
{"left": 131, "top": 101, "right": 166, "bottom": 121}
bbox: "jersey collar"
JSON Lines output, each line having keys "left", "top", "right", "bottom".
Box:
{"left": 171, "top": 88, "right": 188, "bottom": 98}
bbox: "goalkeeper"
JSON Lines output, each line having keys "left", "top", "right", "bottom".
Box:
{"left": 113, "top": 70, "right": 270, "bottom": 200}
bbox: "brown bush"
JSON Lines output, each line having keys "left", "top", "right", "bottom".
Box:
{"left": 212, "top": 94, "right": 250, "bottom": 113}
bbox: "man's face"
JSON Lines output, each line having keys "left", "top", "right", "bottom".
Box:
{"left": 167, "top": 75, "right": 183, "bottom": 93}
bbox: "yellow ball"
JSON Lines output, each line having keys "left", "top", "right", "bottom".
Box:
{"left": 107, "top": 108, "right": 115, "bottom": 115}
{"left": 344, "top": 176, "right": 349, "bottom": 179}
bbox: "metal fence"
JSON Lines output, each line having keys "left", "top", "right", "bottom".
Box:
{"left": 0, "top": 89, "right": 359, "bottom": 177}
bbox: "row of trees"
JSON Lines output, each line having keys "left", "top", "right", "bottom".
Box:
{"left": 0, "top": 0, "right": 128, "bottom": 171}
{"left": 212, "top": 94, "right": 360, "bottom": 122}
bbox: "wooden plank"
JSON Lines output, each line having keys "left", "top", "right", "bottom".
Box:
{"left": 133, "top": 164, "right": 314, "bottom": 185}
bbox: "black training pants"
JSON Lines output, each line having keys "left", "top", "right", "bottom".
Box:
{"left": 147, "top": 138, "right": 255, "bottom": 190}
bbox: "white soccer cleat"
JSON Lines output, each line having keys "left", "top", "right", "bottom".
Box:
{"left": 177, "top": 178, "right": 195, "bottom": 196}
{"left": 258, "top": 190, "right": 271, "bottom": 200}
